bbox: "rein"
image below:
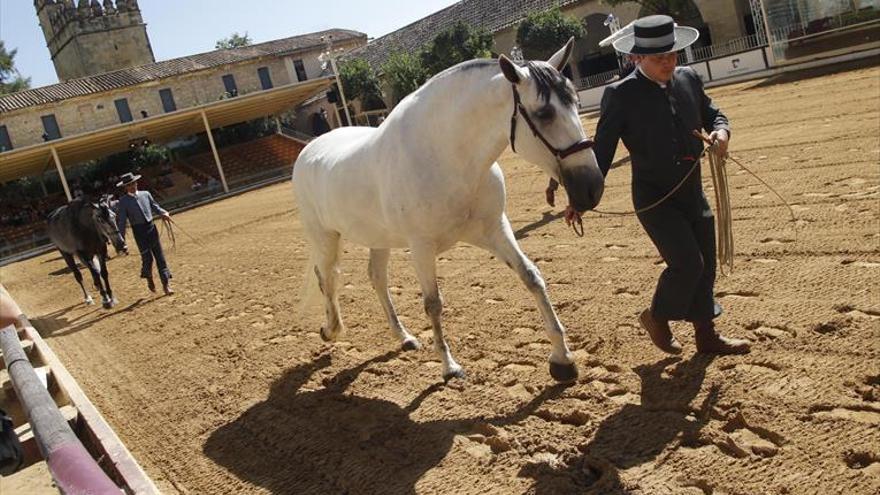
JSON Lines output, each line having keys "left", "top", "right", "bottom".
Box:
{"left": 509, "top": 84, "right": 594, "bottom": 160}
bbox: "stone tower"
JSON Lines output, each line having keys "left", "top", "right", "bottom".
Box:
{"left": 35, "top": 0, "right": 155, "bottom": 81}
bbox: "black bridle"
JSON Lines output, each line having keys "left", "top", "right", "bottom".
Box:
{"left": 509, "top": 84, "right": 594, "bottom": 160}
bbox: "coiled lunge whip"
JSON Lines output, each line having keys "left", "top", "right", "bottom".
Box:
{"left": 564, "top": 130, "right": 796, "bottom": 275}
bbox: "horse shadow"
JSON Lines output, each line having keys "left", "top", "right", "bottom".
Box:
{"left": 514, "top": 211, "right": 564, "bottom": 239}
{"left": 203, "top": 351, "right": 566, "bottom": 495}
{"left": 30, "top": 297, "right": 154, "bottom": 338}
{"left": 523, "top": 354, "right": 717, "bottom": 494}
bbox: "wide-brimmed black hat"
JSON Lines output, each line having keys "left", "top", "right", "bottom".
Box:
{"left": 612, "top": 15, "right": 699, "bottom": 55}
{"left": 116, "top": 172, "right": 142, "bottom": 187}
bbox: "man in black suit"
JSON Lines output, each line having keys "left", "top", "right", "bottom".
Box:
{"left": 551, "top": 15, "right": 750, "bottom": 355}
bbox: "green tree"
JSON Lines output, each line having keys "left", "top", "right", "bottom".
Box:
{"left": 0, "top": 41, "right": 31, "bottom": 95}
{"left": 381, "top": 51, "right": 428, "bottom": 105}
{"left": 516, "top": 8, "right": 585, "bottom": 61}
{"left": 215, "top": 32, "right": 252, "bottom": 50}
{"left": 338, "top": 58, "right": 385, "bottom": 110}
{"left": 602, "top": 0, "right": 698, "bottom": 21}
{"left": 419, "top": 22, "right": 494, "bottom": 76}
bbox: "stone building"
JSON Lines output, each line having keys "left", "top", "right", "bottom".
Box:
{"left": 35, "top": 0, "right": 156, "bottom": 81}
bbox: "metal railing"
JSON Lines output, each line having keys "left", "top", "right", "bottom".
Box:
{"left": 688, "top": 34, "right": 764, "bottom": 63}
{"left": 576, "top": 68, "right": 625, "bottom": 90}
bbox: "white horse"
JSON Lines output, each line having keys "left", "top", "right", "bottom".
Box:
{"left": 293, "top": 39, "right": 604, "bottom": 383}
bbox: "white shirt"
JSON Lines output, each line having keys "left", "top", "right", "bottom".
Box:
{"left": 638, "top": 65, "right": 667, "bottom": 89}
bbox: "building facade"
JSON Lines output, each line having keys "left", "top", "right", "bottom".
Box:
{"left": 352, "top": 0, "right": 759, "bottom": 88}
{"left": 0, "top": 30, "right": 365, "bottom": 153}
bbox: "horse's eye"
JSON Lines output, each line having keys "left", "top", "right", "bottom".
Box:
{"left": 534, "top": 106, "right": 555, "bottom": 121}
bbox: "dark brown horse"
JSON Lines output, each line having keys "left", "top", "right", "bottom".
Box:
{"left": 46, "top": 195, "right": 127, "bottom": 308}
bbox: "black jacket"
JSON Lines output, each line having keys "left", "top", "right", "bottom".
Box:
{"left": 594, "top": 66, "right": 729, "bottom": 215}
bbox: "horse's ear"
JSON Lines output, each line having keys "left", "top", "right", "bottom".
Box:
{"left": 547, "top": 37, "right": 575, "bottom": 72}
{"left": 499, "top": 55, "right": 527, "bottom": 84}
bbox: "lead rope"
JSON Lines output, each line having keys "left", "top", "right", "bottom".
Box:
{"left": 565, "top": 130, "right": 797, "bottom": 275}
{"left": 160, "top": 216, "right": 205, "bottom": 248}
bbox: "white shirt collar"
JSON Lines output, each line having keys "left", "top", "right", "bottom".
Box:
{"left": 638, "top": 65, "right": 667, "bottom": 89}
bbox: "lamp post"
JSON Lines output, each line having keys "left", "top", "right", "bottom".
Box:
{"left": 321, "top": 35, "right": 353, "bottom": 126}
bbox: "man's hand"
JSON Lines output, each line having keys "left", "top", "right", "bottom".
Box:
{"left": 161, "top": 212, "right": 171, "bottom": 220}
{"left": 708, "top": 129, "right": 729, "bottom": 158}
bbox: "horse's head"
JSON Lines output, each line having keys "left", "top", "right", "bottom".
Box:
{"left": 499, "top": 39, "right": 604, "bottom": 213}
{"left": 92, "top": 195, "right": 127, "bottom": 255}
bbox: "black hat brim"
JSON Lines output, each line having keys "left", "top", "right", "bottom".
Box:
{"left": 612, "top": 26, "right": 699, "bottom": 55}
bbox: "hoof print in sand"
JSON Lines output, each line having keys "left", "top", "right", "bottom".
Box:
{"left": 811, "top": 317, "right": 852, "bottom": 334}
{"left": 843, "top": 450, "right": 880, "bottom": 479}
{"left": 809, "top": 404, "right": 880, "bottom": 425}
{"left": 720, "top": 414, "right": 784, "bottom": 458}
{"left": 834, "top": 304, "right": 880, "bottom": 320}
{"left": 745, "top": 321, "right": 795, "bottom": 340}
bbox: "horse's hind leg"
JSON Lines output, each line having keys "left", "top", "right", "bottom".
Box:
{"left": 368, "top": 248, "right": 420, "bottom": 351}
{"left": 465, "top": 216, "right": 577, "bottom": 383}
{"left": 410, "top": 243, "right": 463, "bottom": 381}
{"left": 310, "top": 230, "right": 345, "bottom": 341}
{"left": 62, "top": 252, "right": 93, "bottom": 305}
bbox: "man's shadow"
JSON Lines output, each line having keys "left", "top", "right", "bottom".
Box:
{"left": 524, "top": 354, "right": 717, "bottom": 494}
{"left": 204, "top": 351, "right": 566, "bottom": 494}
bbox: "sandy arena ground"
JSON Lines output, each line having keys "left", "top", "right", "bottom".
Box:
{"left": 2, "top": 62, "right": 879, "bottom": 494}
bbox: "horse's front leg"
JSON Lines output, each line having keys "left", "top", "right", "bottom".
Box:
{"left": 369, "top": 248, "right": 421, "bottom": 351}
{"left": 465, "top": 216, "right": 578, "bottom": 383}
{"left": 409, "top": 243, "right": 463, "bottom": 381}
{"left": 98, "top": 254, "right": 117, "bottom": 307}
{"left": 80, "top": 253, "right": 111, "bottom": 309}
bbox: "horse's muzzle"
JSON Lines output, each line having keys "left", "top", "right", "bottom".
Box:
{"left": 561, "top": 165, "right": 604, "bottom": 212}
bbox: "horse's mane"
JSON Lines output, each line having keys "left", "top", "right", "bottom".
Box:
{"left": 421, "top": 58, "right": 576, "bottom": 107}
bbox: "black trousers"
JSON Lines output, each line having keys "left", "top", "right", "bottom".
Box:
{"left": 637, "top": 203, "right": 716, "bottom": 322}
{"left": 131, "top": 222, "right": 171, "bottom": 284}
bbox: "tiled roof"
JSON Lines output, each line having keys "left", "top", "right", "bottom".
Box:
{"left": 0, "top": 28, "right": 365, "bottom": 113}
{"left": 349, "top": 0, "right": 580, "bottom": 69}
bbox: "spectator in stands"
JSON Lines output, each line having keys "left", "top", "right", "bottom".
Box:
{"left": 115, "top": 172, "right": 175, "bottom": 295}
{"left": 312, "top": 108, "right": 332, "bottom": 136}
{"left": 206, "top": 176, "right": 220, "bottom": 191}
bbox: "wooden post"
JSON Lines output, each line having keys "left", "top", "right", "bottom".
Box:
{"left": 1, "top": 324, "right": 120, "bottom": 493}
{"left": 49, "top": 147, "right": 72, "bottom": 202}
{"left": 200, "top": 111, "right": 229, "bottom": 193}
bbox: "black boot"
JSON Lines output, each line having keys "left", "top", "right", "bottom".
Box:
{"left": 146, "top": 277, "right": 156, "bottom": 293}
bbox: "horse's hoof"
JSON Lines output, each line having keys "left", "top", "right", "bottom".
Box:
{"left": 85, "top": 297, "right": 95, "bottom": 305}
{"left": 401, "top": 338, "right": 421, "bottom": 351}
{"left": 320, "top": 325, "right": 342, "bottom": 342}
{"left": 549, "top": 361, "right": 579, "bottom": 384}
{"left": 443, "top": 367, "right": 466, "bottom": 383}
{"left": 102, "top": 301, "right": 113, "bottom": 309}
